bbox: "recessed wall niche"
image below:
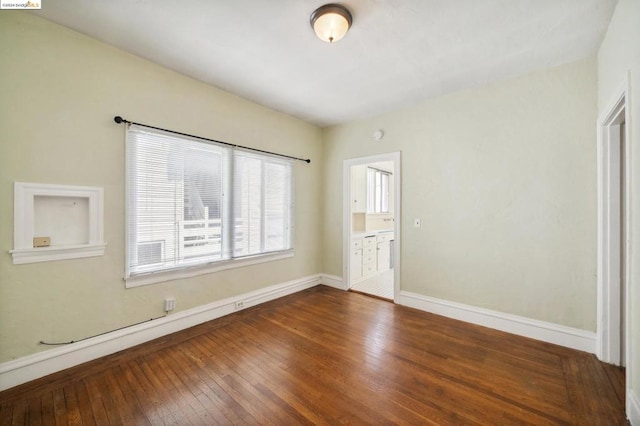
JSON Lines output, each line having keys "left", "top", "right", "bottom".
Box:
{"left": 10, "top": 182, "right": 106, "bottom": 264}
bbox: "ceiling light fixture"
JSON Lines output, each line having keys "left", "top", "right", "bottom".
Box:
{"left": 310, "top": 3, "right": 352, "bottom": 43}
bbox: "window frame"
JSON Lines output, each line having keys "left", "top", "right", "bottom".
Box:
{"left": 124, "top": 126, "right": 294, "bottom": 288}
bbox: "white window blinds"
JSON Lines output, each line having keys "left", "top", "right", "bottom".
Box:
{"left": 126, "top": 125, "right": 293, "bottom": 277}
{"left": 233, "top": 151, "right": 293, "bottom": 258}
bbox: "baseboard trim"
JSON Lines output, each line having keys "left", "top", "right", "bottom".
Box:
{"left": 630, "top": 390, "right": 640, "bottom": 425}
{"left": 0, "top": 274, "right": 321, "bottom": 392}
{"left": 319, "top": 273, "right": 345, "bottom": 290}
{"left": 397, "top": 291, "right": 596, "bottom": 353}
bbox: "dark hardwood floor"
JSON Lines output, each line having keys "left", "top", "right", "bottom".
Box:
{"left": 0, "top": 285, "right": 627, "bottom": 425}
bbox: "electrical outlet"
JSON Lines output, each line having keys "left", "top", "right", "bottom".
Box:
{"left": 235, "top": 301, "right": 244, "bottom": 309}
{"left": 164, "top": 297, "right": 176, "bottom": 312}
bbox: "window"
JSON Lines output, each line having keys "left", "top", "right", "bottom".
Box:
{"left": 126, "top": 125, "right": 293, "bottom": 280}
{"left": 366, "top": 167, "right": 390, "bottom": 213}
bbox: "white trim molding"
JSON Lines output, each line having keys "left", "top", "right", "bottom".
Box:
{"left": 125, "top": 250, "right": 294, "bottom": 288}
{"left": 10, "top": 243, "right": 107, "bottom": 265}
{"left": 630, "top": 390, "right": 640, "bottom": 426}
{"left": 10, "top": 182, "right": 105, "bottom": 264}
{"left": 398, "top": 291, "right": 596, "bottom": 353}
{"left": 596, "top": 74, "right": 631, "bottom": 365}
{"left": 342, "top": 152, "right": 402, "bottom": 301}
{"left": 0, "top": 274, "right": 320, "bottom": 392}
{"left": 320, "top": 273, "right": 345, "bottom": 290}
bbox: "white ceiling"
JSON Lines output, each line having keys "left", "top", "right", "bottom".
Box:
{"left": 35, "top": 0, "right": 617, "bottom": 127}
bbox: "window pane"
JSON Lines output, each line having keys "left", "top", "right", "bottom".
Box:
{"left": 181, "top": 148, "right": 224, "bottom": 261}
{"left": 381, "top": 173, "right": 389, "bottom": 213}
{"left": 366, "top": 168, "right": 375, "bottom": 213}
{"left": 264, "top": 161, "right": 291, "bottom": 251}
{"left": 233, "top": 154, "right": 263, "bottom": 256}
{"left": 365, "top": 167, "right": 391, "bottom": 214}
{"left": 233, "top": 151, "right": 292, "bottom": 257}
{"left": 127, "top": 127, "right": 227, "bottom": 275}
{"left": 375, "top": 171, "right": 382, "bottom": 212}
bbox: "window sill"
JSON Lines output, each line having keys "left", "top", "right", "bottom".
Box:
{"left": 125, "top": 250, "right": 294, "bottom": 288}
{"left": 10, "top": 243, "right": 107, "bottom": 265}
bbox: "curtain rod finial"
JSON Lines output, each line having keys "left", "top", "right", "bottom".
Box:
{"left": 114, "top": 116, "right": 124, "bottom": 124}
{"left": 306, "top": 159, "right": 311, "bottom": 164}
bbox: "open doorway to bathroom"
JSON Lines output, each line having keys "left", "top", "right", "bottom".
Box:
{"left": 343, "top": 152, "right": 401, "bottom": 301}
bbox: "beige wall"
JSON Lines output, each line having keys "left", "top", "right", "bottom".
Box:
{"left": 0, "top": 13, "right": 322, "bottom": 363}
{"left": 597, "top": 0, "right": 640, "bottom": 402}
{"left": 323, "top": 57, "right": 598, "bottom": 331}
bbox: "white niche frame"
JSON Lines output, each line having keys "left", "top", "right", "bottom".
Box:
{"left": 10, "top": 182, "right": 106, "bottom": 264}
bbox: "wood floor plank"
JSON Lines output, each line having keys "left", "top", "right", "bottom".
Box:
{"left": 24, "top": 397, "right": 42, "bottom": 426}
{"left": 80, "top": 377, "right": 111, "bottom": 425}
{"left": 53, "top": 387, "right": 70, "bottom": 425}
{"left": 602, "top": 362, "right": 626, "bottom": 404}
{"left": 141, "top": 352, "right": 203, "bottom": 424}
{"left": 0, "top": 403, "right": 11, "bottom": 426}
{"left": 62, "top": 384, "right": 83, "bottom": 426}
{"left": 124, "top": 359, "right": 178, "bottom": 425}
{"left": 72, "top": 380, "right": 97, "bottom": 426}
{"left": 118, "top": 363, "right": 166, "bottom": 425}
{"left": 8, "top": 398, "right": 26, "bottom": 426}
{"left": 38, "top": 392, "right": 55, "bottom": 426}
{"left": 0, "top": 285, "right": 628, "bottom": 425}
{"left": 136, "top": 357, "right": 194, "bottom": 423}
{"left": 187, "top": 337, "right": 282, "bottom": 425}
{"left": 85, "top": 372, "right": 129, "bottom": 425}
{"left": 171, "top": 343, "right": 253, "bottom": 424}
{"left": 162, "top": 345, "right": 239, "bottom": 425}
{"left": 196, "top": 333, "right": 311, "bottom": 425}
{"left": 144, "top": 351, "right": 219, "bottom": 425}
{"left": 109, "top": 365, "right": 154, "bottom": 426}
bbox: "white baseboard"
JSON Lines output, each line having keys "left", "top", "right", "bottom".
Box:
{"left": 397, "top": 291, "right": 596, "bottom": 353}
{"left": 320, "top": 273, "right": 345, "bottom": 290}
{"left": 630, "top": 390, "right": 640, "bottom": 425}
{"left": 0, "top": 274, "right": 321, "bottom": 392}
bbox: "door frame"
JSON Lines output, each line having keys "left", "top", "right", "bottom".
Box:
{"left": 596, "top": 75, "right": 631, "bottom": 393}
{"left": 343, "top": 152, "right": 401, "bottom": 302}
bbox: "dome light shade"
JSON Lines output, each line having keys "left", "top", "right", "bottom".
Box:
{"left": 310, "top": 4, "right": 352, "bottom": 43}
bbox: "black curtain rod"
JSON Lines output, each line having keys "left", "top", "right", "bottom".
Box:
{"left": 114, "top": 116, "right": 311, "bottom": 164}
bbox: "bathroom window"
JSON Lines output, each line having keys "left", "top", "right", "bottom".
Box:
{"left": 366, "top": 167, "right": 390, "bottom": 213}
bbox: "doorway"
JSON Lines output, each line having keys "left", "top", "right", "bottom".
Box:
{"left": 343, "top": 152, "right": 401, "bottom": 301}
{"left": 597, "top": 82, "right": 630, "bottom": 381}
